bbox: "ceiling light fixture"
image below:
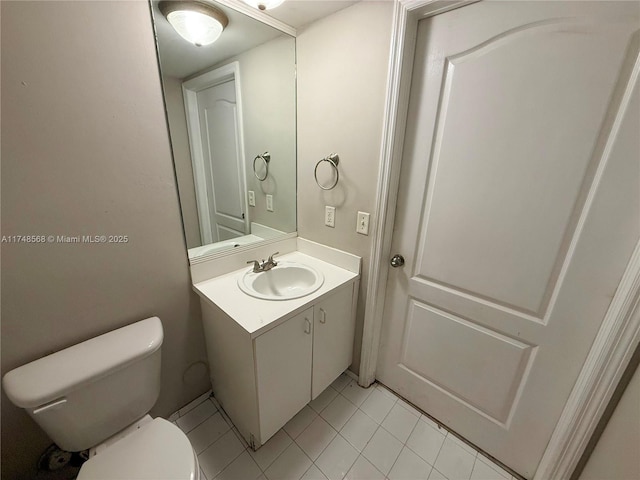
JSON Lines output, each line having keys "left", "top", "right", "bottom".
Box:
{"left": 159, "top": 1, "right": 228, "bottom": 47}
{"left": 242, "top": 0, "right": 285, "bottom": 11}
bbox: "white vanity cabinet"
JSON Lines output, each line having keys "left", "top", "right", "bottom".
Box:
{"left": 311, "top": 285, "right": 356, "bottom": 398}
{"left": 199, "top": 280, "right": 358, "bottom": 449}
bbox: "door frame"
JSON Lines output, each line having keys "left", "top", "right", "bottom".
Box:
{"left": 182, "top": 61, "right": 250, "bottom": 244}
{"left": 359, "top": 1, "right": 640, "bottom": 478}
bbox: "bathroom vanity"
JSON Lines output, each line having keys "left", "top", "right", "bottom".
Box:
{"left": 193, "top": 248, "right": 359, "bottom": 449}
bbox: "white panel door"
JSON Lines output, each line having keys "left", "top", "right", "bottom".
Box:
{"left": 376, "top": 2, "right": 640, "bottom": 477}
{"left": 197, "top": 79, "right": 247, "bottom": 243}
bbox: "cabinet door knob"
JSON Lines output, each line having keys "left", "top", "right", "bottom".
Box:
{"left": 319, "top": 308, "right": 326, "bottom": 324}
{"left": 304, "top": 318, "right": 311, "bottom": 334}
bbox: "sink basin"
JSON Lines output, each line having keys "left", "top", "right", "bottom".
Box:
{"left": 238, "top": 261, "right": 324, "bottom": 300}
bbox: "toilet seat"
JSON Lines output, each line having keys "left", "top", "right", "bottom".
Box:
{"left": 77, "top": 418, "right": 198, "bottom": 480}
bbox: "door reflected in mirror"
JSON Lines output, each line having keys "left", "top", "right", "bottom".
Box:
{"left": 151, "top": 0, "right": 296, "bottom": 262}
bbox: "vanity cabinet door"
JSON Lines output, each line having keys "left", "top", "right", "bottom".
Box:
{"left": 254, "top": 307, "right": 313, "bottom": 444}
{"left": 312, "top": 284, "right": 356, "bottom": 398}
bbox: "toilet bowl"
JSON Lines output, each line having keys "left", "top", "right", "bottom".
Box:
{"left": 3, "top": 317, "right": 199, "bottom": 480}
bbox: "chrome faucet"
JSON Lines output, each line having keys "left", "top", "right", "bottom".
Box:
{"left": 247, "top": 252, "right": 279, "bottom": 273}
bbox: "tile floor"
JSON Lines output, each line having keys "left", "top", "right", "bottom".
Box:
{"left": 169, "top": 375, "right": 519, "bottom": 480}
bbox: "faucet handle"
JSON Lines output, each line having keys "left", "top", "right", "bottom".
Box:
{"left": 247, "top": 260, "right": 261, "bottom": 272}
{"left": 268, "top": 252, "right": 279, "bottom": 265}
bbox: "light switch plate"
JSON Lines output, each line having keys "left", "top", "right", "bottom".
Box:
{"left": 266, "top": 194, "right": 273, "bottom": 212}
{"left": 248, "top": 191, "right": 255, "bottom": 207}
{"left": 356, "top": 211, "right": 370, "bottom": 235}
{"left": 325, "top": 206, "right": 335, "bottom": 228}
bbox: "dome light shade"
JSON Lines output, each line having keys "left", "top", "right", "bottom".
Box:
{"left": 159, "top": 1, "right": 228, "bottom": 47}
{"left": 242, "top": 0, "right": 285, "bottom": 11}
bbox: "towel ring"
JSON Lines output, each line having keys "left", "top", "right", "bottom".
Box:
{"left": 253, "top": 152, "right": 270, "bottom": 181}
{"left": 314, "top": 153, "right": 340, "bottom": 190}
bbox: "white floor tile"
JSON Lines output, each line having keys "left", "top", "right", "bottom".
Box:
{"left": 315, "top": 434, "right": 359, "bottom": 480}
{"left": 361, "top": 427, "right": 403, "bottom": 476}
{"left": 200, "top": 468, "right": 207, "bottom": 480}
{"left": 188, "top": 412, "right": 231, "bottom": 454}
{"left": 179, "top": 391, "right": 213, "bottom": 416}
{"left": 396, "top": 398, "right": 422, "bottom": 418}
{"left": 310, "top": 387, "right": 339, "bottom": 413}
{"left": 374, "top": 384, "right": 398, "bottom": 401}
{"left": 320, "top": 394, "right": 358, "bottom": 431}
{"left": 341, "top": 380, "right": 374, "bottom": 407}
{"left": 249, "top": 429, "right": 293, "bottom": 471}
{"left": 344, "top": 455, "right": 385, "bottom": 480}
{"left": 420, "top": 414, "right": 443, "bottom": 432}
{"left": 168, "top": 411, "right": 180, "bottom": 422}
{"left": 475, "top": 454, "right": 511, "bottom": 479}
{"left": 433, "top": 436, "right": 476, "bottom": 480}
{"left": 360, "top": 389, "right": 396, "bottom": 424}
{"left": 285, "top": 406, "right": 318, "bottom": 439}
{"left": 388, "top": 447, "right": 432, "bottom": 480}
{"left": 198, "top": 430, "right": 245, "bottom": 480}
{"left": 178, "top": 400, "right": 218, "bottom": 433}
{"left": 264, "top": 443, "right": 312, "bottom": 480}
{"left": 258, "top": 475, "right": 267, "bottom": 480}
{"left": 216, "top": 450, "right": 262, "bottom": 480}
{"left": 301, "top": 464, "right": 328, "bottom": 480}
{"left": 331, "top": 373, "right": 351, "bottom": 393}
{"left": 429, "top": 468, "right": 448, "bottom": 480}
{"left": 231, "top": 427, "right": 250, "bottom": 449}
{"left": 446, "top": 433, "right": 478, "bottom": 457}
{"left": 406, "top": 418, "right": 446, "bottom": 466}
{"left": 340, "top": 410, "right": 378, "bottom": 452}
{"left": 295, "top": 416, "right": 337, "bottom": 461}
{"left": 470, "top": 457, "right": 509, "bottom": 480}
{"left": 381, "top": 403, "right": 420, "bottom": 443}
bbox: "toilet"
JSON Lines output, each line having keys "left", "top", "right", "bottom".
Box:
{"left": 2, "top": 317, "right": 199, "bottom": 479}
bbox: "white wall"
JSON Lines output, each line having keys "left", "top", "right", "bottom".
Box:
{"left": 579, "top": 363, "right": 640, "bottom": 480}
{"left": 1, "top": 2, "right": 209, "bottom": 477}
{"left": 296, "top": 1, "right": 394, "bottom": 372}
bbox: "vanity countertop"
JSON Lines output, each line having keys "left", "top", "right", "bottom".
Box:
{"left": 193, "top": 251, "right": 359, "bottom": 338}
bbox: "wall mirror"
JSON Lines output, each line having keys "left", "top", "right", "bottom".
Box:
{"left": 150, "top": 0, "right": 296, "bottom": 263}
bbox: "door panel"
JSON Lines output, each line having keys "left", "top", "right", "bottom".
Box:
{"left": 197, "top": 79, "right": 247, "bottom": 242}
{"left": 401, "top": 300, "right": 534, "bottom": 424}
{"left": 377, "top": 2, "right": 639, "bottom": 477}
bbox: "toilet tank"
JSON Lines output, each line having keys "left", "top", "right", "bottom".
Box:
{"left": 2, "top": 317, "right": 163, "bottom": 452}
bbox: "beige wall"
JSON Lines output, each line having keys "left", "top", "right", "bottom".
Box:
{"left": 234, "top": 35, "right": 297, "bottom": 234}
{"left": 1, "top": 2, "right": 209, "bottom": 478}
{"left": 163, "top": 76, "right": 201, "bottom": 249}
{"left": 579, "top": 363, "right": 640, "bottom": 480}
{"left": 296, "top": 1, "right": 394, "bottom": 373}
{"left": 163, "top": 35, "right": 297, "bottom": 250}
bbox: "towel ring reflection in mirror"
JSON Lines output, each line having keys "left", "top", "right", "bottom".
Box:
{"left": 314, "top": 153, "right": 340, "bottom": 190}
{"left": 253, "top": 152, "right": 270, "bottom": 181}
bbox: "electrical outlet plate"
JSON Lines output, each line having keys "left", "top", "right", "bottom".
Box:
{"left": 356, "top": 211, "right": 370, "bottom": 235}
{"left": 266, "top": 194, "right": 273, "bottom": 212}
{"left": 248, "top": 191, "right": 255, "bottom": 207}
{"left": 325, "top": 206, "right": 335, "bottom": 227}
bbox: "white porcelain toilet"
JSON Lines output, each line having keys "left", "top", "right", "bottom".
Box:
{"left": 2, "top": 317, "right": 200, "bottom": 479}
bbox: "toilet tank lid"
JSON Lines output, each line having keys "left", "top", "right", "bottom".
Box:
{"left": 2, "top": 317, "right": 163, "bottom": 409}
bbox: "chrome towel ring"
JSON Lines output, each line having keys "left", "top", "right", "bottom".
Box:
{"left": 253, "top": 152, "right": 270, "bottom": 181}
{"left": 314, "top": 153, "right": 340, "bottom": 190}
